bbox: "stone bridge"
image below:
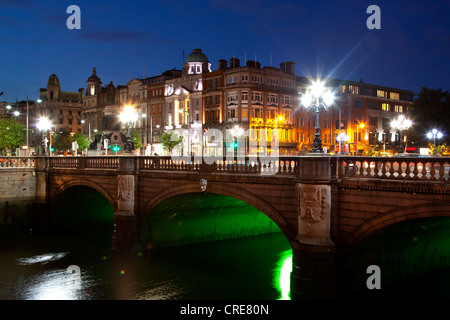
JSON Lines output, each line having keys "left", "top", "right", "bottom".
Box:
{"left": 2, "top": 155, "right": 450, "bottom": 298}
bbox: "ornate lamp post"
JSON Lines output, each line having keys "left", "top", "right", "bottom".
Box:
{"left": 119, "top": 105, "right": 139, "bottom": 154}
{"left": 300, "top": 80, "right": 335, "bottom": 153}
{"left": 36, "top": 117, "right": 51, "bottom": 156}
{"left": 337, "top": 132, "right": 349, "bottom": 155}
{"left": 391, "top": 115, "right": 412, "bottom": 154}
{"left": 427, "top": 129, "right": 443, "bottom": 146}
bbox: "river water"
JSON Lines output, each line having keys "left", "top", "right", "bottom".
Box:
{"left": 0, "top": 228, "right": 292, "bottom": 300}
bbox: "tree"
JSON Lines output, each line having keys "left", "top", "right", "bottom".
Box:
{"left": 130, "top": 128, "right": 142, "bottom": 150}
{"left": 72, "top": 133, "right": 89, "bottom": 151}
{"left": 0, "top": 116, "right": 25, "bottom": 155}
{"left": 53, "top": 127, "right": 73, "bottom": 154}
{"left": 409, "top": 87, "right": 450, "bottom": 146}
{"left": 161, "top": 132, "right": 183, "bottom": 154}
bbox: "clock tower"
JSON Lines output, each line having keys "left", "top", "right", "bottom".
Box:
{"left": 86, "top": 67, "right": 102, "bottom": 96}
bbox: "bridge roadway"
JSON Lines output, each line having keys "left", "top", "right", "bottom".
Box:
{"left": 2, "top": 154, "right": 450, "bottom": 298}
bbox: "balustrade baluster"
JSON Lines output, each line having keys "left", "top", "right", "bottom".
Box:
{"left": 430, "top": 163, "right": 437, "bottom": 181}
{"left": 412, "top": 162, "right": 419, "bottom": 180}
{"left": 439, "top": 162, "right": 445, "bottom": 181}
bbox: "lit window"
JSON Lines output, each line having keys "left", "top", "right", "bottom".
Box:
{"left": 377, "top": 90, "right": 387, "bottom": 98}
{"left": 349, "top": 86, "right": 359, "bottom": 94}
{"left": 390, "top": 92, "right": 400, "bottom": 100}
{"left": 382, "top": 103, "right": 390, "bottom": 111}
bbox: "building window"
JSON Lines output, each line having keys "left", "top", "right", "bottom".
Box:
{"left": 377, "top": 90, "right": 387, "bottom": 98}
{"left": 252, "top": 107, "right": 263, "bottom": 119}
{"left": 283, "top": 96, "right": 293, "bottom": 105}
{"left": 241, "top": 107, "right": 248, "bottom": 119}
{"left": 369, "top": 116, "right": 377, "bottom": 126}
{"left": 227, "top": 92, "right": 238, "bottom": 103}
{"left": 227, "top": 107, "right": 237, "bottom": 120}
{"left": 382, "top": 103, "right": 390, "bottom": 111}
{"left": 349, "top": 85, "right": 359, "bottom": 94}
{"left": 252, "top": 92, "right": 263, "bottom": 103}
{"left": 268, "top": 94, "right": 278, "bottom": 104}
{"left": 268, "top": 108, "right": 277, "bottom": 119}
{"left": 354, "top": 100, "right": 362, "bottom": 108}
{"left": 241, "top": 92, "right": 248, "bottom": 102}
{"left": 390, "top": 92, "right": 400, "bottom": 100}
{"left": 368, "top": 102, "right": 378, "bottom": 110}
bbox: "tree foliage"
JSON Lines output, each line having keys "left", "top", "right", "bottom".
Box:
{"left": 161, "top": 132, "right": 183, "bottom": 153}
{"left": 0, "top": 116, "right": 25, "bottom": 154}
{"left": 409, "top": 87, "right": 450, "bottom": 145}
{"left": 72, "top": 132, "right": 89, "bottom": 151}
{"left": 52, "top": 127, "right": 73, "bottom": 152}
{"left": 130, "top": 128, "right": 142, "bottom": 150}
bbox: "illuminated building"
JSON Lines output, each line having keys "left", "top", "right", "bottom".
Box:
{"left": 38, "top": 73, "right": 83, "bottom": 135}
{"left": 296, "top": 77, "right": 414, "bottom": 155}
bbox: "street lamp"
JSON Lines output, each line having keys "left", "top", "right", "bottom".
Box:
{"left": 391, "top": 115, "right": 412, "bottom": 154}
{"left": 427, "top": 129, "right": 443, "bottom": 146}
{"left": 300, "top": 79, "right": 335, "bottom": 153}
{"left": 36, "top": 117, "right": 51, "bottom": 156}
{"left": 119, "top": 105, "right": 138, "bottom": 154}
{"left": 337, "top": 132, "right": 349, "bottom": 155}
{"left": 230, "top": 124, "right": 244, "bottom": 157}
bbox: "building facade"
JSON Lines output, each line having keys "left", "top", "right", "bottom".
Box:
{"left": 67, "top": 49, "right": 415, "bottom": 156}
{"left": 38, "top": 74, "right": 83, "bottom": 135}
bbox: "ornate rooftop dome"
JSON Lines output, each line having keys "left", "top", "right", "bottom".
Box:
{"left": 186, "top": 49, "right": 209, "bottom": 63}
{"left": 47, "top": 73, "right": 60, "bottom": 87}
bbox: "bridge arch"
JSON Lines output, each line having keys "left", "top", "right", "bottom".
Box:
{"left": 140, "top": 182, "right": 296, "bottom": 242}
{"left": 348, "top": 201, "right": 450, "bottom": 250}
{"left": 49, "top": 179, "right": 117, "bottom": 211}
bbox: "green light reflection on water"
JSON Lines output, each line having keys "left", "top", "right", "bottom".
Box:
{"left": 274, "top": 249, "right": 293, "bottom": 300}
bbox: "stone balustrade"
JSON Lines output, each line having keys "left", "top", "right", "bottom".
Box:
{"left": 2, "top": 155, "right": 450, "bottom": 182}
{"left": 338, "top": 156, "right": 450, "bottom": 182}
{"left": 0, "top": 157, "right": 35, "bottom": 168}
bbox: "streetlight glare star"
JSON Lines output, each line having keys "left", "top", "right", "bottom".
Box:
{"left": 120, "top": 105, "right": 138, "bottom": 123}
{"left": 323, "top": 91, "right": 335, "bottom": 106}
{"left": 310, "top": 80, "right": 325, "bottom": 97}
{"left": 36, "top": 117, "right": 51, "bottom": 131}
{"left": 301, "top": 92, "right": 313, "bottom": 108}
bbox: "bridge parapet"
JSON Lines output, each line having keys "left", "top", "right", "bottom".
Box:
{"left": 41, "top": 155, "right": 300, "bottom": 176}
{"left": 0, "top": 156, "right": 35, "bottom": 168}
{"left": 338, "top": 156, "right": 450, "bottom": 182}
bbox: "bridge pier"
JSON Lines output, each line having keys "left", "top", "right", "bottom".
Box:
{"left": 112, "top": 158, "right": 138, "bottom": 252}
{"left": 32, "top": 157, "right": 49, "bottom": 232}
{"left": 291, "top": 156, "right": 338, "bottom": 299}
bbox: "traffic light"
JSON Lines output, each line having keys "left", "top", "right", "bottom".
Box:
{"left": 50, "top": 146, "right": 55, "bottom": 152}
{"left": 112, "top": 145, "right": 121, "bottom": 152}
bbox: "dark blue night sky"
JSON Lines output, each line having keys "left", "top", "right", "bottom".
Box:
{"left": 1, "top": 0, "right": 449, "bottom": 101}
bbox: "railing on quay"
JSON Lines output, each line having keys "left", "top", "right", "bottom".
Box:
{"left": 0, "top": 156, "right": 36, "bottom": 168}
{"left": 337, "top": 156, "right": 450, "bottom": 182}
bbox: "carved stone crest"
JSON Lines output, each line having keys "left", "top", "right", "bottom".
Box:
{"left": 299, "top": 186, "right": 329, "bottom": 232}
{"left": 118, "top": 175, "right": 134, "bottom": 201}
{"left": 297, "top": 184, "right": 332, "bottom": 247}
{"left": 200, "top": 178, "right": 207, "bottom": 193}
